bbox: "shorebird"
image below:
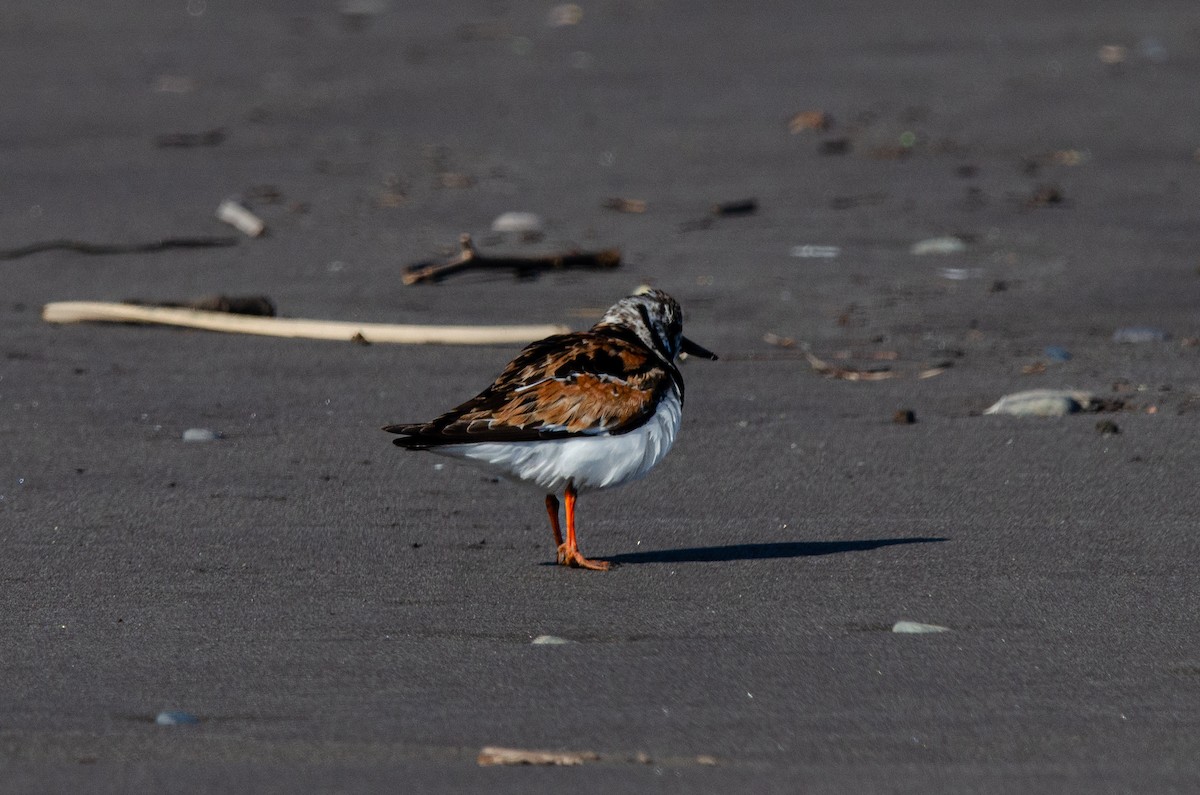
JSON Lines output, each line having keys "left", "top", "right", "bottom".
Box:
{"left": 383, "top": 287, "right": 716, "bottom": 570}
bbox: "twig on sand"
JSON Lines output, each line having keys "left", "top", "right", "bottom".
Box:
{"left": 803, "top": 343, "right": 895, "bottom": 381}
{"left": 403, "top": 233, "right": 620, "bottom": 285}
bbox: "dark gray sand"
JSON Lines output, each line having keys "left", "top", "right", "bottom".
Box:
{"left": 3, "top": 2, "right": 1199, "bottom": 791}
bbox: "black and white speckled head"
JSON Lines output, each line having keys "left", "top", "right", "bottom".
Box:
{"left": 597, "top": 287, "right": 717, "bottom": 362}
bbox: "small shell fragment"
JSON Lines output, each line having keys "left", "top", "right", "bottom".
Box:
{"left": 983, "top": 389, "right": 1094, "bottom": 417}
{"left": 182, "top": 428, "right": 221, "bottom": 442}
{"left": 491, "top": 212, "right": 544, "bottom": 234}
{"left": 910, "top": 236, "right": 966, "bottom": 255}
{"left": 216, "top": 199, "right": 265, "bottom": 237}
{"left": 892, "top": 620, "right": 951, "bottom": 634}
{"left": 531, "top": 634, "right": 573, "bottom": 645}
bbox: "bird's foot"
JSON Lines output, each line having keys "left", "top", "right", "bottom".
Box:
{"left": 557, "top": 543, "right": 611, "bottom": 571}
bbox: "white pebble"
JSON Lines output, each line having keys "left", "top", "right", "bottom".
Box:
{"left": 892, "top": 620, "right": 951, "bottom": 634}
{"left": 491, "top": 212, "right": 544, "bottom": 234}
{"left": 182, "top": 428, "right": 221, "bottom": 442}
{"left": 531, "top": 634, "right": 573, "bottom": 645}
{"left": 911, "top": 236, "right": 966, "bottom": 255}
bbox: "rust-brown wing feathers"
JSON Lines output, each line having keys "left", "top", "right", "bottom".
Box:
{"left": 384, "top": 331, "right": 678, "bottom": 448}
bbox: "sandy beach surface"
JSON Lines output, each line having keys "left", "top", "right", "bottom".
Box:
{"left": 2, "top": 2, "right": 1199, "bottom": 791}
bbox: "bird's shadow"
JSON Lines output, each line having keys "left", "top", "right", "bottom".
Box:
{"left": 602, "top": 536, "right": 946, "bottom": 565}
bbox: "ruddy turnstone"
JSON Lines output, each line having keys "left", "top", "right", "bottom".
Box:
{"left": 383, "top": 287, "right": 717, "bottom": 570}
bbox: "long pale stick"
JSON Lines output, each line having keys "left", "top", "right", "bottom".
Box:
{"left": 42, "top": 301, "right": 568, "bottom": 345}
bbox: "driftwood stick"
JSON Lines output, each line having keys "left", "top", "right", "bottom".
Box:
{"left": 403, "top": 233, "right": 620, "bottom": 285}
{"left": 802, "top": 344, "right": 895, "bottom": 381}
{"left": 42, "top": 301, "right": 569, "bottom": 346}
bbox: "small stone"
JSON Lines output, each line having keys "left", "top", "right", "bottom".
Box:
{"left": 1043, "top": 346, "right": 1072, "bottom": 362}
{"left": 1112, "top": 327, "right": 1168, "bottom": 344}
{"left": 491, "top": 212, "right": 544, "bottom": 234}
{"left": 155, "top": 710, "right": 199, "bottom": 726}
{"left": 892, "top": 620, "right": 950, "bottom": 634}
{"left": 531, "top": 634, "right": 573, "bottom": 645}
{"left": 892, "top": 409, "right": 916, "bottom": 424}
{"left": 983, "top": 389, "right": 1093, "bottom": 417}
{"left": 910, "top": 236, "right": 967, "bottom": 255}
{"left": 182, "top": 428, "right": 221, "bottom": 442}
{"left": 695, "top": 755, "right": 719, "bottom": 766}
{"left": 1096, "top": 420, "right": 1121, "bottom": 435}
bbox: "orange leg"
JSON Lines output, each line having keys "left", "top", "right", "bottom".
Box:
{"left": 544, "top": 494, "right": 564, "bottom": 547}
{"left": 556, "top": 481, "right": 610, "bottom": 571}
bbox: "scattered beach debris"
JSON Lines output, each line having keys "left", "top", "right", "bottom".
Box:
{"left": 602, "top": 197, "right": 647, "bottom": 213}
{"left": 155, "top": 128, "right": 226, "bottom": 148}
{"left": 1112, "top": 326, "right": 1168, "bottom": 344}
{"left": 762, "top": 332, "right": 796, "bottom": 349}
{"left": 1098, "top": 44, "right": 1128, "bottom": 65}
{"left": 892, "top": 620, "right": 950, "bottom": 634}
{"left": 216, "top": 199, "right": 266, "bottom": 237}
{"left": 41, "top": 300, "right": 569, "bottom": 345}
{"left": 0, "top": 236, "right": 237, "bottom": 260}
{"left": 491, "top": 212, "right": 544, "bottom": 234}
{"left": 1043, "top": 346, "right": 1072, "bottom": 362}
{"left": 531, "top": 634, "right": 573, "bottom": 645}
{"left": 155, "top": 710, "right": 200, "bottom": 726}
{"left": 911, "top": 236, "right": 967, "bottom": 255}
{"left": 983, "top": 389, "right": 1095, "bottom": 417}
{"left": 477, "top": 747, "right": 600, "bottom": 767}
{"left": 1022, "top": 362, "right": 1048, "bottom": 375}
{"left": 1096, "top": 419, "right": 1121, "bottom": 435}
{"left": 182, "top": 428, "right": 221, "bottom": 442}
{"left": 402, "top": 234, "right": 619, "bottom": 285}
{"left": 788, "top": 110, "right": 832, "bottom": 133}
{"left": 892, "top": 409, "right": 916, "bottom": 424}
{"left": 803, "top": 345, "right": 894, "bottom": 381}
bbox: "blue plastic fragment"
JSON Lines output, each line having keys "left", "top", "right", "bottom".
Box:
{"left": 1043, "top": 346, "right": 1072, "bottom": 362}
{"left": 155, "top": 710, "right": 200, "bottom": 726}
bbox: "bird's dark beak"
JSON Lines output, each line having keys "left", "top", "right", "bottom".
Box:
{"left": 680, "top": 336, "right": 719, "bottom": 361}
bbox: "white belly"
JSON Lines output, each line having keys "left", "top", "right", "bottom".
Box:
{"left": 432, "top": 390, "right": 682, "bottom": 493}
